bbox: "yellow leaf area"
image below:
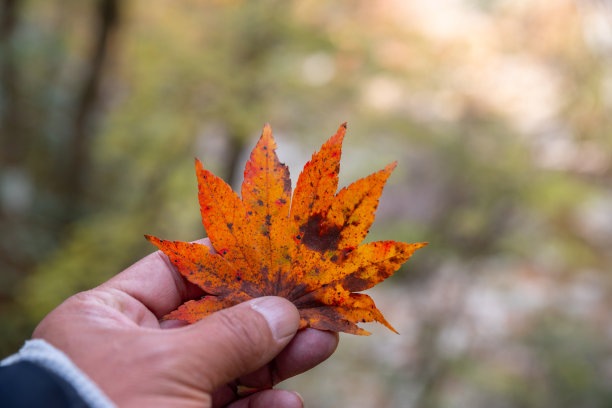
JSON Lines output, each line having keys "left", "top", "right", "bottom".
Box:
{"left": 146, "top": 124, "right": 427, "bottom": 335}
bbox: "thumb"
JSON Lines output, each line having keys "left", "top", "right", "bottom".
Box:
{"left": 176, "top": 296, "right": 300, "bottom": 391}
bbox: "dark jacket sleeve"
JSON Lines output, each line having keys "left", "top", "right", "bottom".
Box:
{"left": 0, "top": 360, "right": 89, "bottom": 408}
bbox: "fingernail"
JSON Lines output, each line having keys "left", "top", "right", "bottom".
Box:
{"left": 250, "top": 297, "right": 299, "bottom": 342}
{"left": 292, "top": 391, "right": 304, "bottom": 407}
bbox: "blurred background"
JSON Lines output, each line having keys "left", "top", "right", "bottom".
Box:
{"left": 1, "top": 0, "right": 612, "bottom": 406}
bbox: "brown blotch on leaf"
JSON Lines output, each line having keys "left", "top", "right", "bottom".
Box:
{"left": 282, "top": 174, "right": 291, "bottom": 194}
{"left": 300, "top": 213, "right": 341, "bottom": 253}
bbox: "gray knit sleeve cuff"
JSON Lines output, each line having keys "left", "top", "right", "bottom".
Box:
{"left": 1, "top": 339, "right": 116, "bottom": 408}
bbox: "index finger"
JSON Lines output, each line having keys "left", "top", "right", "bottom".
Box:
{"left": 101, "top": 238, "right": 209, "bottom": 318}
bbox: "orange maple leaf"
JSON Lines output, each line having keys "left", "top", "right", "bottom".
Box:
{"left": 146, "top": 124, "right": 427, "bottom": 335}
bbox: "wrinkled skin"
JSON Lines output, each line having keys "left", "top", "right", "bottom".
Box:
{"left": 33, "top": 239, "right": 338, "bottom": 408}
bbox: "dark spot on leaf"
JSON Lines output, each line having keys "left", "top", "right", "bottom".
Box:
{"left": 300, "top": 213, "right": 341, "bottom": 253}
{"left": 296, "top": 234, "right": 301, "bottom": 240}
{"left": 265, "top": 215, "right": 272, "bottom": 226}
{"left": 257, "top": 199, "right": 264, "bottom": 206}
{"left": 227, "top": 223, "right": 233, "bottom": 231}
{"left": 341, "top": 274, "right": 368, "bottom": 292}
{"left": 330, "top": 254, "right": 338, "bottom": 262}
{"left": 282, "top": 174, "right": 291, "bottom": 194}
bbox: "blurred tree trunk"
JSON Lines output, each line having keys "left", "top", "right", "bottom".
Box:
{"left": 63, "top": 0, "right": 120, "bottom": 216}
{"left": 0, "top": 0, "right": 30, "bottom": 272}
{"left": 225, "top": 135, "right": 247, "bottom": 187}
{"left": 0, "top": 0, "right": 23, "bottom": 164}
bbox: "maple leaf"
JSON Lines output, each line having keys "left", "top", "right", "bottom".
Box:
{"left": 146, "top": 124, "right": 427, "bottom": 335}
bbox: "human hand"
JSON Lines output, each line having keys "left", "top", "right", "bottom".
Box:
{"left": 32, "top": 239, "right": 338, "bottom": 408}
